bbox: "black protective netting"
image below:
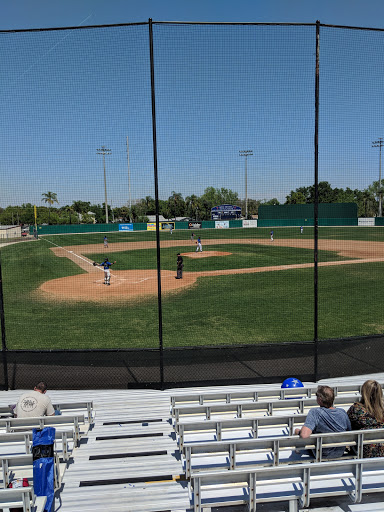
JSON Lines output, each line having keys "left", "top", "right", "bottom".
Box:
{"left": 153, "top": 24, "right": 315, "bottom": 355}
{"left": 0, "top": 22, "right": 384, "bottom": 389}
{"left": 318, "top": 27, "right": 384, "bottom": 341}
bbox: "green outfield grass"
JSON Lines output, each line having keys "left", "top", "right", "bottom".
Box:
{"left": 1, "top": 227, "right": 384, "bottom": 349}
{"left": 45, "top": 225, "right": 384, "bottom": 245}
{"left": 88, "top": 243, "right": 349, "bottom": 272}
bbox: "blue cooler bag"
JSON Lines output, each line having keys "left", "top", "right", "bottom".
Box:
{"left": 32, "top": 427, "right": 55, "bottom": 512}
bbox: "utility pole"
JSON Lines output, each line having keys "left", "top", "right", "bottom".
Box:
{"left": 372, "top": 138, "right": 383, "bottom": 217}
{"left": 239, "top": 150, "right": 253, "bottom": 219}
{"left": 97, "top": 146, "right": 112, "bottom": 223}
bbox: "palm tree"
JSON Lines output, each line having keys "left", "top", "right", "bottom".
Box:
{"left": 185, "top": 194, "right": 200, "bottom": 220}
{"left": 41, "top": 192, "right": 58, "bottom": 224}
{"left": 168, "top": 191, "right": 185, "bottom": 220}
{"left": 63, "top": 205, "right": 75, "bottom": 224}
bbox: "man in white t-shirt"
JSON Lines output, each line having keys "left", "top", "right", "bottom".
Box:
{"left": 15, "top": 381, "right": 55, "bottom": 418}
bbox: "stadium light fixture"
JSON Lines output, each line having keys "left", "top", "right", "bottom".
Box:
{"left": 239, "top": 150, "right": 253, "bottom": 219}
{"left": 97, "top": 146, "right": 112, "bottom": 224}
{"left": 372, "top": 138, "right": 383, "bottom": 217}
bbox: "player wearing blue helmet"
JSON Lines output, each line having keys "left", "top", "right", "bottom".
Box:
{"left": 93, "top": 257, "right": 116, "bottom": 285}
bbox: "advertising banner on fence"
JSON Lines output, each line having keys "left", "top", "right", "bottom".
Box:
{"left": 161, "top": 222, "right": 175, "bottom": 231}
{"left": 188, "top": 222, "right": 202, "bottom": 230}
{"left": 358, "top": 218, "right": 375, "bottom": 226}
{"left": 215, "top": 221, "right": 229, "bottom": 229}
{"left": 119, "top": 223, "right": 133, "bottom": 231}
{"left": 147, "top": 223, "right": 156, "bottom": 231}
{"left": 243, "top": 219, "right": 258, "bottom": 228}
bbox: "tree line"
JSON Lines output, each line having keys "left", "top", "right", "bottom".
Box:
{"left": 0, "top": 180, "right": 382, "bottom": 225}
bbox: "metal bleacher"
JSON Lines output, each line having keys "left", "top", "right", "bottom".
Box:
{"left": 170, "top": 381, "right": 384, "bottom": 510}
{"left": 0, "top": 487, "right": 46, "bottom": 512}
{"left": 0, "top": 401, "right": 94, "bottom": 424}
{"left": 0, "top": 378, "right": 384, "bottom": 511}
{"left": 191, "top": 458, "right": 384, "bottom": 512}
{"left": 170, "top": 382, "right": 381, "bottom": 411}
{"left": 171, "top": 384, "right": 372, "bottom": 422}
{"left": 0, "top": 397, "right": 94, "bottom": 511}
{"left": 183, "top": 428, "right": 384, "bottom": 478}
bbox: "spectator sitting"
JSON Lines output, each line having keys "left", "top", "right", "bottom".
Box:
{"left": 15, "top": 381, "right": 55, "bottom": 418}
{"left": 294, "top": 385, "right": 351, "bottom": 458}
{"left": 347, "top": 379, "right": 384, "bottom": 457}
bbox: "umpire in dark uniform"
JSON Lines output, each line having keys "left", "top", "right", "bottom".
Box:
{"left": 176, "top": 253, "right": 183, "bottom": 279}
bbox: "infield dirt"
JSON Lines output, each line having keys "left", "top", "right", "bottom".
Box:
{"left": 38, "top": 238, "right": 384, "bottom": 302}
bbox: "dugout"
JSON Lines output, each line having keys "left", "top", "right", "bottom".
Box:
{"left": 257, "top": 203, "right": 358, "bottom": 227}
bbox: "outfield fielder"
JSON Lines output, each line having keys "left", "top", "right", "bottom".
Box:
{"left": 93, "top": 257, "right": 116, "bottom": 285}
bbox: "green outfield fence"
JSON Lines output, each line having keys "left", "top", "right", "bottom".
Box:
{"left": 34, "top": 216, "right": 360, "bottom": 234}
{"left": 33, "top": 219, "right": 239, "bottom": 235}
{"left": 1, "top": 20, "right": 384, "bottom": 389}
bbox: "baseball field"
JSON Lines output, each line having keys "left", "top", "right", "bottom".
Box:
{"left": 2, "top": 226, "right": 384, "bottom": 349}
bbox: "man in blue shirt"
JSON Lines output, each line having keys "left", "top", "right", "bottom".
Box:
{"left": 295, "top": 385, "right": 351, "bottom": 458}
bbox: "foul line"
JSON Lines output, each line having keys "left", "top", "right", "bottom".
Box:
{"left": 41, "top": 237, "right": 105, "bottom": 273}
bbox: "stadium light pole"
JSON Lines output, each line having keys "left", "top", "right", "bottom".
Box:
{"left": 239, "top": 150, "right": 253, "bottom": 219}
{"left": 372, "top": 138, "right": 383, "bottom": 217}
{"left": 97, "top": 146, "right": 112, "bottom": 224}
{"left": 126, "top": 136, "right": 132, "bottom": 212}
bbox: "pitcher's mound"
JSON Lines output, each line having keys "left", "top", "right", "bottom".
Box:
{"left": 183, "top": 251, "right": 231, "bottom": 258}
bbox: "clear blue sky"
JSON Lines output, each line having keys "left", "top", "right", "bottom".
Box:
{"left": 2, "top": 1, "right": 384, "bottom": 208}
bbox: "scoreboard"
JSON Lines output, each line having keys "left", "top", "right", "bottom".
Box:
{"left": 211, "top": 204, "right": 242, "bottom": 220}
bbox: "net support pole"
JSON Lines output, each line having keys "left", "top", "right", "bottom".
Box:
{"left": 0, "top": 253, "right": 9, "bottom": 390}
{"left": 314, "top": 20, "right": 320, "bottom": 382}
{"left": 149, "top": 18, "right": 164, "bottom": 389}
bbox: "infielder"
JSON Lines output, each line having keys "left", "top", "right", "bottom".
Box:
{"left": 270, "top": 230, "right": 274, "bottom": 241}
{"left": 93, "top": 257, "right": 116, "bottom": 285}
{"left": 104, "top": 236, "right": 108, "bottom": 248}
{"left": 196, "top": 236, "right": 202, "bottom": 252}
